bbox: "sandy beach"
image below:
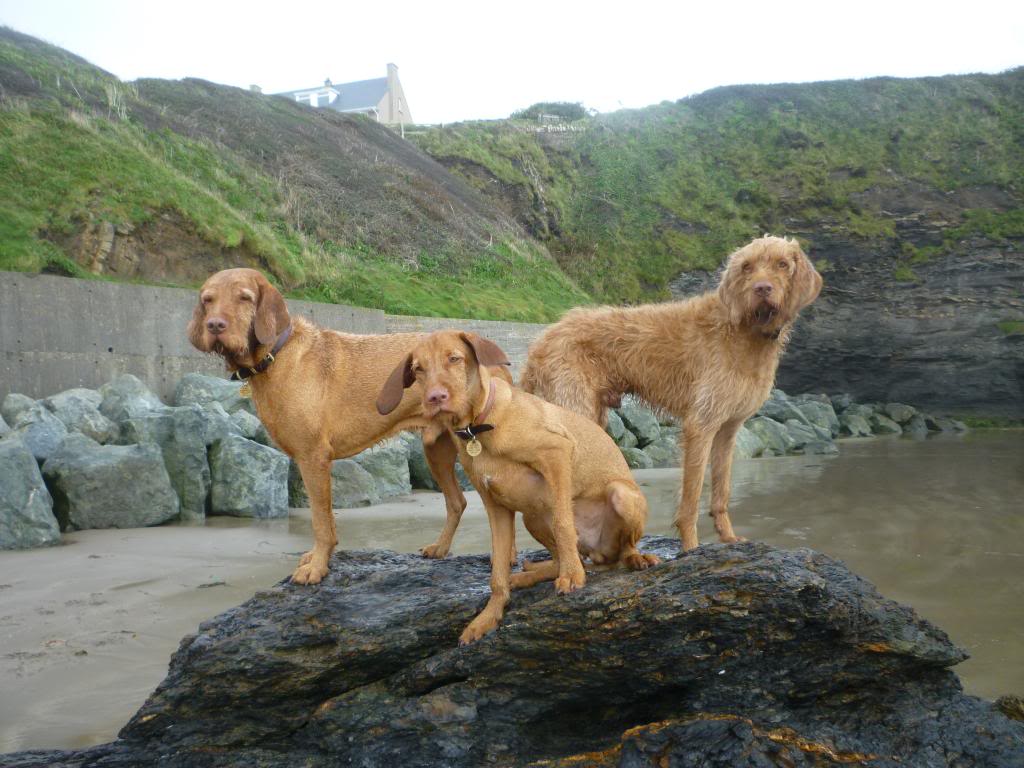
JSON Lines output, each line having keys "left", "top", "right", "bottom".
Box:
{"left": 2, "top": 439, "right": 1022, "bottom": 753}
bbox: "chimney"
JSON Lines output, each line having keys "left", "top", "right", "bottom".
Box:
{"left": 249, "top": 84, "right": 262, "bottom": 93}
{"left": 324, "top": 77, "right": 332, "bottom": 87}
{"left": 387, "top": 63, "right": 398, "bottom": 123}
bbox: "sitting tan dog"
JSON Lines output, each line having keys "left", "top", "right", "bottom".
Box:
{"left": 377, "top": 330, "right": 658, "bottom": 645}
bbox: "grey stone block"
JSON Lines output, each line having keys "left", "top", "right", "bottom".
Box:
{"left": 209, "top": 436, "right": 289, "bottom": 519}
{"left": 0, "top": 438, "right": 59, "bottom": 549}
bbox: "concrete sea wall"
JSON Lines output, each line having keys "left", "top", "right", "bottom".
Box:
{"left": 0, "top": 272, "right": 545, "bottom": 401}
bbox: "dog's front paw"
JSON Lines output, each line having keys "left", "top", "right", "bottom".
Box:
{"left": 459, "top": 615, "right": 499, "bottom": 645}
{"left": 291, "top": 558, "right": 329, "bottom": 585}
{"left": 719, "top": 535, "right": 747, "bottom": 544}
{"left": 419, "top": 543, "right": 450, "bottom": 559}
{"left": 554, "top": 570, "right": 585, "bottom": 595}
{"left": 624, "top": 552, "right": 661, "bottom": 570}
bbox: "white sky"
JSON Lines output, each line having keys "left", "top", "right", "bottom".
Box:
{"left": 1, "top": 0, "right": 1022, "bottom": 124}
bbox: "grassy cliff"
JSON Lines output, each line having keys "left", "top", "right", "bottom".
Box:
{"left": 3, "top": 26, "right": 1022, "bottom": 318}
{"left": 0, "top": 28, "right": 589, "bottom": 321}
{"left": 413, "top": 71, "right": 1024, "bottom": 303}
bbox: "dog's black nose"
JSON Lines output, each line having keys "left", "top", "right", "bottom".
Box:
{"left": 206, "top": 318, "right": 227, "bottom": 335}
{"left": 753, "top": 281, "right": 773, "bottom": 297}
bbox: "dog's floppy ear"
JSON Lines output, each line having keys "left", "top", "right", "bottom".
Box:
{"left": 459, "top": 332, "right": 511, "bottom": 368}
{"left": 376, "top": 353, "right": 416, "bottom": 415}
{"left": 717, "top": 254, "right": 745, "bottom": 326}
{"left": 788, "top": 247, "right": 823, "bottom": 314}
{"left": 254, "top": 275, "right": 291, "bottom": 346}
{"left": 187, "top": 296, "right": 207, "bottom": 351}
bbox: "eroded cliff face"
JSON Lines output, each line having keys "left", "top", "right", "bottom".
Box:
{"left": 777, "top": 234, "right": 1023, "bottom": 418}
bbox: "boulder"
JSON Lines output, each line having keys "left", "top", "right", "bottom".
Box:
{"left": 0, "top": 438, "right": 59, "bottom": 550}
{"left": 351, "top": 439, "right": 412, "bottom": 500}
{"left": 802, "top": 440, "right": 841, "bottom": 456}
{"left": 0, "top": 413, "right": 8, "bottom": 438}
{"left": 619, "top": 445, "right": 654, "bottom": 469}
{"left": 196, "top": 401, "right": 244, "bottom": 446}
{"left": 42, "top": 388, "right": 118, "bottom": 444}
{"left": 2, "top": 392, "right": 38, "bottom": 425}
{"left": 732, "top": 425, "right": 764, "bottom": 459}
{"left": 230, "top": 409, "right": 271, "bottom": 445}
{"left": 869, "top": 413, "right": 903, "bottom": 435}
{"left": 329, "top": 459, "right": 381, "bottom": 508}
{"left": 616, "top": 401, "right": 661, "bottom": 447}
{"left": 98, "top": 374, "right": 164, "bottom": 423}
{"left": 291, "top": 458, "right": 382, "bottom": 509}
{"left": 924, "top": 414, "right": 969, "bottom": 433}
{"left": 829, "top": 392, "right": 854, "bottom": 412}
{"left": 904, "top": 414, "right": 929, "bottom": 439}
{"left": 403, "top": 433, "right": 473, "bottom": 492}
{"left": 757, "top": 392, "right": 811, "bottom": 426}
{"left": 641, "top": 436, "right": 679, "bottom": 468}
{"left": 792, "top": 398, "right": 841, "bottom": 437}
{"left": 174, "top": 372, "right": 255, "bottom": 416}
{"left": 745, "top": 416, "right": 796, "bottom": 456}
{"left": 604, "top": 409, "right": 626, "bottom": 443}
{"left": 117, "top": 406, "right": 212, "bottom": 522}
{"left": 616, "top": 425, "right": 638, "bottom": 449}
{"left": 209, "top": 436, "right": 289, "bottom": 519}
{"left": 783, "top": 419, "right": 819, "bottom": 450}
{"left": 839, "top": 412, "right": 873, "bottom": 437}
{"left": 884, "top": 402, "right": 918, "bottom": 425}
{"left": 2, "top": 401, "right": 69, "bottom": 462}
{"left": 17, "top": 540, "right": 1021, "bottom": 767}
{"left": 42, "top": 434, "right": 179, "bottom": 530}
{"left": 843, "top": 402, "right": 877, "bottom": 420}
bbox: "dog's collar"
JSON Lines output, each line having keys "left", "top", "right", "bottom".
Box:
{"left": 230, "top": 324, "right": 293, "bottom": 381}
{"left": 454, "top": 379, "right": 497, "bottom": 441}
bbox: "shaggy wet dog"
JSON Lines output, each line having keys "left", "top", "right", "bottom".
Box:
{"left": 520, "top": 236, "right": 822, "bottom": 550}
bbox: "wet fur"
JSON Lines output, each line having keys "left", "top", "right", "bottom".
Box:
{"left": 520, "top": 236, "right": 822, "bottom": 550}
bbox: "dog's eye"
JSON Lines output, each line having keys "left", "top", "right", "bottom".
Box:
{"left": 448, "top": 355, "right": 462, "bottom": 364}
{"left": 202, "top": 296, "right": 213, "bottom": 304}
{"left": 776, "top": 260, "right": 790, "bottom": 270}
{"left": 239, "top": 293, "right": 253, "bottom": 302}
{"left": 741, "top": 263, "right": 753, "bottom": 274}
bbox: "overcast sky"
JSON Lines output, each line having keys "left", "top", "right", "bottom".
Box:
{"left": 1, "top": 0, "right": 1022, "bottom": 124}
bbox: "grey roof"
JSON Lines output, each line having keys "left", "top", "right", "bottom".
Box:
{"left": 278, "top": 76, "right": 388, "bottom": 112}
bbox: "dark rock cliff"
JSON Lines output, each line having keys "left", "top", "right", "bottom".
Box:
{"left": 2, "top": 539, "right": 1021, "bottom": 767}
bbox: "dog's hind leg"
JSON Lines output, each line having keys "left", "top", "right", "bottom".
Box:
{"left": 608, "top": 481, "right": 660, "bottom": 570}
{"left": 420, "top": 429, "right": 468, "bottom": 559}
{"left": 510, "top": 560, "right": 558, "bottom": 588}
{"left": 708, "top": 419, "right": 746, "bottom": 544}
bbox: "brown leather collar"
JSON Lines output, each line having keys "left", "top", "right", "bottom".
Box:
{"left": 454, "top": 379, "right": 496, "bottom": 441}
{"left": 230, "top": 325, "right": 293, "bottom": 381}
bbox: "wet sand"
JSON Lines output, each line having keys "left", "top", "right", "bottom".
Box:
{"left": 1, "top": 432, "right": 1022, "bottom": 752}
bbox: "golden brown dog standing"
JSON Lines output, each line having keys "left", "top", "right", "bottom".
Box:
{"left": 187, "top": 268, "right": 511, "bottom": 584}
{"left": 377, "top": 330, "right": 658, "bottom": 644}
{"left": 520, "top": 236, "right": 822, "bottom": 552}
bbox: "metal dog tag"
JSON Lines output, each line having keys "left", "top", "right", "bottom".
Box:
{"left": 238, "top": 381, "right": 253, "bottom": 398}
{"left": 465, "top": 438, "right": 483, "bottom": 457}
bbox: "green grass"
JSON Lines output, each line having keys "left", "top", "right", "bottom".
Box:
{"left": 415, "top": 69, "right": 1024, "bottom": 304}
{"left": 0, "top": 27, "right": 589, "bottom": 322}
{"left": 997, "top": 320, "right": 1024, "bottom": 336}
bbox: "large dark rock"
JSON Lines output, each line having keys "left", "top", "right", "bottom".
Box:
{"left": 7, "top": 541, "right": 1018, "bottom": 767}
